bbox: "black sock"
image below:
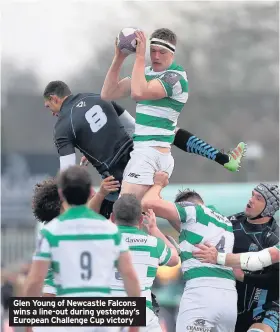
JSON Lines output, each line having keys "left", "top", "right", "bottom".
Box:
{"left": 173, "top": 129, "right": 230, "bottom": 166}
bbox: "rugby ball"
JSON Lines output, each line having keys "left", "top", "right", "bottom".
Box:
{"left": 116, "top": 27, "right": 139, "bottom": 55}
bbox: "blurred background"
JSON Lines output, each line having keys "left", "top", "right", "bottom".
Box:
{"left": 1, "top": 1, "right": 279, "bottom": 331}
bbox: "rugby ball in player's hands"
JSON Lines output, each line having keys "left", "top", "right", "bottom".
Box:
{"left": 116, "top": 27, "right": 140, "bottom": 55}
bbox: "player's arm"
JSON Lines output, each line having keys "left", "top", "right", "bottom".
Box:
{"left": 54, "top": 126, "right": 76, "bottom": 170}
{"left": 87, "top": 176, "right": 120, "bottom": 213}
{"left": 101, "top": 41, "right": 131, "bottom": 100}
{"left": 22, "top": 232, "right": 51, "bottom": 297}
{"left": 42, "top": 268, "right": 56, "bottom": 297}
{"left": 115, "top": 234, "right": 141, "bottom": 297}
{"left": 144, "top": 209, "right": 179, "bottom": 266}
{"left": 131, "top": 57, "right": 167, "bottom": 100}
{"left": 111, "top": 101, "right": 135, "bottom": 137}
{"left": 142, "top": 172, "right": 181, "bottom": 232}
{"left": 193, "top": 243, "right": 278, "bottom": 271}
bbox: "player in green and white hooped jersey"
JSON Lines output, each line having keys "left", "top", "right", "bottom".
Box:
{"left": 110, "top": 194, "right": 179, "bottom": 332}
{"left": 25, "top": 166, "right": 140, "bottom": 332}
{"left": 142, "top": 171, "right": 238, "bottom": 332}
{"left": 193, "top": 242, "right": 280, "bottom": 271}
{"left": 101, "top": 27, "right": 246, "bottom": 201}
{"left": 32, "top": 174, "right": 121, "bottom": 298}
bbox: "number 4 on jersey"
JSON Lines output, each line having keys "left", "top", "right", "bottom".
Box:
{"left": 216, "top": 236, "right": 226, "bottom": 253}
{"left": 85, "top": 105, "right": 107, "bottom": 133}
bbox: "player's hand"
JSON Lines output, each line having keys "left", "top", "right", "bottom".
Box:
{"left": 114, "top": 37, "right": 129, "bottom": 60}
{"left": 233, "top": 268, "right": 245, "bottom": 282}
{"left": 135, "top": 30, "right": 146, "bottom": 58}
{"left": 99, "top": 176, "right": 120, "bottom": 197}
{"left": 153, "top": 171, "right": 169, "bottom": 188}
{"left": 143, "top": 209, "right": 158, "bottom": 234}
{"left": 80, "top": 155, "right": 89, "bottom": 167}
{"left": 193, "top": 243, "right": 218, "bottom": 264}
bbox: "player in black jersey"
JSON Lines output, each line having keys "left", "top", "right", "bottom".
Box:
{"left": 43, "top": 80, "right": 246, "bottom": 218}
{"left": 229, "top": 183, "right": 279, "bottom": 332}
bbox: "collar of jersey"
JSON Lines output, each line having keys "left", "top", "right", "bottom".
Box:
{"left": 244, "top": 217, "right": 274, "bottom": 232}
{"left": 118, "top": 225, "right": 147, "bottom": 235}
{"left": 60, "top": 94, "right": 74, "bottom": 110}
{"left": 58, "top": 205, "right": 104, "bottom": 221}
{"left": 206, "top": 205, "right": 221, "bottom": 214}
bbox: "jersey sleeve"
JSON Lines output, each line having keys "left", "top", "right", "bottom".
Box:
{"left": 43, "top": 268, "right": 57, "bottom": 295}
{"left": 33, "top": 230, "right": 51, "bottom": 261}
{"left": 157, "top": 238, "right": 172, "bottom": 266}
{"left": 111, "top": 101, "right": 125, "bottom": 116}
{"left": 111, "top": 101, "right": 135, "bottom": 138}
{"left": 157, "top": 71, "right": 188, "bottom": 97}
{"left": 114, "top": 230, "right": 129, "bottom": 254}
{"left": 54, "top": 123, "right": 75, "bottom": 157}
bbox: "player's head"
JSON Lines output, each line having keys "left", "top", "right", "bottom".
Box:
{"left": 111, "top": 194, "right": 143, "bottom": 227}
{"left": 57, "top": 165, "right": 93, "bottom": 206}
{"left": 175, "top": 189, "right": 204, "bottom": 206}
{"left": 32, "top": 178, "right": 62, "bottom": 223}
{"left": 245, "top": 183, "right": 279, "bottom": 220}
{"left": 43, "top": 80, "right": 72, "bottom": 115}
{"left": 149, "top": 28, "right": 177, "bottom": 72}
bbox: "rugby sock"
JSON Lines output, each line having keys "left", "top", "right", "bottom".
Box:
{"left": 173, "top": 129, "right": 230, "bottom": 165}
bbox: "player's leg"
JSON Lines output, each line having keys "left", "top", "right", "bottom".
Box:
{"left": 176, "top": 288, "right": 215, "bottom": 332}
{"left": 247, "top": 307, "right": 279, "bottom": 332}
{"left": 247, "top": 325, "right": 273, "bottom": 332}
{"left": 142, "top": 308, "right": 162, "bottom": 332}
{"left": 120, "top": 182, "right": 151, "bottom": 201}
{"left": 121, "top": 147, "right": 173, "bottom": 201}
{"left": 214, "top": 289, "right": 237, "bottom": 332}
{"left": 173, "top": 128, "right": 246, "bottom": 172}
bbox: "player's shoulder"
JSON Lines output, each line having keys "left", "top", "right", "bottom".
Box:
{"left": 166, "top": 62, "right": 187, "bottom": 77}
{"left": 40, "top": 218, "right": 59, "bottom": 234}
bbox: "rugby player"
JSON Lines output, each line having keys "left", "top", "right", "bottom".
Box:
{"left": 224, "top": 184, "right": 279, "bottom": 332}
{"left": 101, "top": 28, "right": 246, "bottom": 200}
{"left": 142, "top": 171, "right": 238, "bottom": 332}
{"left": 24, "top": 166, "right": 140, "bottom": 332}
{"left": 110, "top": 194, "right": 179, "bottom": 331}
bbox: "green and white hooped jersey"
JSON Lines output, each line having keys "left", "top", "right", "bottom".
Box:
{"left": 110, "top": 226, "right": 172, "bottom": 309}
{"left": 133, "top": 62, "right": 188, "bottom": 148}
{"left": 34, "top": 206, "right": 128, "bottom": 297}
{"left": 37, "top": 223, "right": 56, "bottom": 294}
{"left": 175, "top": 203, "right": 236, "bottom": 290}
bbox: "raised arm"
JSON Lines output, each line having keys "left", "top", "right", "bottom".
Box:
{"left": 141, "top": 172, "right": 181, "bottom": 232}
{"left": 101, "top": 40, "right": 131, "bottom": 101}
{"left": 131, "top": 31, "right": 168, "bottom": 101}
{"left": 144, "top": 209, "right": 179, "bottom": 266}
{"left": 87, "top": 176, "right": 120, "bottom": 213}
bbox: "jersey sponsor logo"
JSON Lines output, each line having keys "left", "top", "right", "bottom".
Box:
{"left": 128, "top": 172, "right": 140, "bottom": 179}
{"left": 125, "top": 237, "right": 147, "bottom": 244}
{"left": 76, "top": 101, "right": 86, "bottom": 108}
{"left": 161, "top": 71, "right": 181, "bottom": 86}
{"left": 187, "top": 319, "right": 213, "bottom": 331}
{"left": 249, "top": 243, "right": 259, "bottom": 252}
